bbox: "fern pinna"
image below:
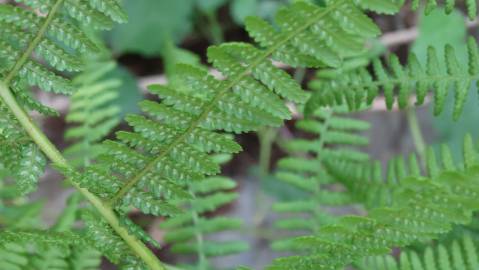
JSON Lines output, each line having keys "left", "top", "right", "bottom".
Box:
{"left": 65, "top": 60, "right": 121, "bottom": 167}
{"left": 160, "top": 175, "right": 247, "bottom": 270}
{"left": 306, "top": 38, "right": 479, "bottom": 119}
{"left": 272, "top": 107, "right": 370, "bottom": 251}
{"left": 359, "top": 233, "right": 479, "bottom": 270}
{"left": 268, "top": 135, "right": 479, "bottom": 270}
{"left": 0, "top": 103, "right": 45, "bottom": 195}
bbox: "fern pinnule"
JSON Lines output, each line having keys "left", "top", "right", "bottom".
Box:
{"left": 272, "top": 107, "right": 370, "bottom": 252}
{"left": 268, "top": 135, "right": 479, "bottom": 270}
{"left": 306, "top": 38, "right": 479, "bottom": 120}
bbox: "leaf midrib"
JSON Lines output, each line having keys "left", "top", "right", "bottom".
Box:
{"left": 107, "top": 0, "right": 347, "bottom": 205}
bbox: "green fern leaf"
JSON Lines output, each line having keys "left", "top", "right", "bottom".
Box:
{"left": 0, "top": 0, "right": 126, "bottom": 103}
{"left": 307, "top": 39, "right": 479, "bottom": 120}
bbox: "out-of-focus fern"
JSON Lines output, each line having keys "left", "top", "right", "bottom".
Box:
{"left": 403, "top": 0, "right": 478, "bottom": 20}
{"left": 160, "top": 176, "right": 248, "bottom": 270}
{"left": 267, "top": 135, "right": 479, "bottom": 270}
{"left": 272, "top": 107, "right": 370, "bottom": 251}
{"left": 0, "top": 194, "right": 102, "bottom": 270}
{"left": 359, "top": 233, "right": 479, "bottom": 270}
{"left": 306, "top": 39, "right": 479, "bottom": 120}
{"left": 65, "top": 60, "right": 120, "bottom": 167}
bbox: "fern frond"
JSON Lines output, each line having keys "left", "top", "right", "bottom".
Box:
{"left": 160, "top": 176, "right": 248, "bottom": 269}
{"left": 0, "top": 0, "right": 126, "bottom": 102}
{"left": 407, "top": 0, "right": 478, "bottom": 20}
{"left": 272, "top": 107, "right": 370, "bottom": 251}
{"left": 65, "top": 60, "right": 120, "bottom": 167}
{"left": 306, "top": 38, "right": 479, "bottom": 120}
{"left": 267, "top": 136, "right": 479, "bottom": 270}
{"left": 359, "top": 233, "right": 479, "bottom": 270}
{"left": 74, "top": 0, "right": 399, "bottom": 219}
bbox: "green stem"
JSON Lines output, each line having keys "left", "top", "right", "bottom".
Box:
{"left": 205, "top": 11, "right": 224, "bottom": 45}
{"left": 0, "top": 82, "right": 165, "bottom": 270}
{"left": 406, "top": 107, "right": 426, "bottom": 164}
{"left": 191, "top": 205, "right": 207, "bottom": 269}
{"left": 258, "top": 127, "right": 277, "bottom": 177}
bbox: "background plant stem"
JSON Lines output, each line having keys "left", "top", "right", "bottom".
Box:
{"left": 406, "top": 106, "right": 426, "bottom": 164}
{"left": 0, "top": 82, "right": 166, "bottom": 270}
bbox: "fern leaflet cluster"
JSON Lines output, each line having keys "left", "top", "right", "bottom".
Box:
{"left": 0, "top": 0, "right": 126, "bottom": 114}
{"left": 272, "top": 107, "right": 370, "bottom": 251}
{"left": 306, "top": 38, "right": 479, "bottom": 120}
{"left": 327, "top": 134, "right": 478, "bottom": 209}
